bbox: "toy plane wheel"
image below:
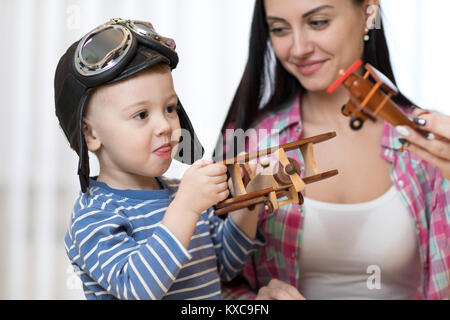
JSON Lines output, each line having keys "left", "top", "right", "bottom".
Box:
{"left": 264, "top": 200, "right": 275, "bottom": 214}
{"left": 341, "top": 104, "right": 350, "bottom": 117}
{"left": 350, "top": 117, "right": 364, "bottom": 130}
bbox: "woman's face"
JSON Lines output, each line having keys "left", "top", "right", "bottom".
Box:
{"left": 265, "top": 0, "right": 376, "bottom": 93}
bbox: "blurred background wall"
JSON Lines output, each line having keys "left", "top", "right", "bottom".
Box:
{"left": 0, "top": 0, "right": 448, "bottom": 299}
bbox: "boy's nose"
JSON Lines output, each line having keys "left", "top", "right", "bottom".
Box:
{"left": 154, "top": 117, "right": 171, "bottom": 137}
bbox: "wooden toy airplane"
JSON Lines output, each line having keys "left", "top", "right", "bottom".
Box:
{"left": 214, "top": 132, "right": 339, "bottom": 215}
{"left": 327, "top": 59, "right": 428, "bottom": 137}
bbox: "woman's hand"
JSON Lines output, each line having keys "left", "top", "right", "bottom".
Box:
{"left": 396, "top": 109, "right": 450, "bottom": 180}
{"left": 255, "top": 279, "right": 306, "bottom": 300}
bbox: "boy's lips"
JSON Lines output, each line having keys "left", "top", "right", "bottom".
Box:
{"left": 153, "top": 143, "right": 171, "bottom": 151}
{"left": 153, "top": 143, "right": 172, "bottom": 158}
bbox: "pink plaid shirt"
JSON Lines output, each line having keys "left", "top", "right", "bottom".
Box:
{"left": 221, "top": 94, "right": 449, "bottom": 300}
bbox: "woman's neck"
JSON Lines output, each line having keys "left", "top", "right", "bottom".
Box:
{"left": 301, "top": 87, "right": 350, "bottom": 128}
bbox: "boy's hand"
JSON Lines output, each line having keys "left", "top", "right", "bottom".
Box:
{"left": 164, "top": 159, "right": 229, "bottom": 248}
{"left": 176, "top": 159, "right": 230, "bottom": 215}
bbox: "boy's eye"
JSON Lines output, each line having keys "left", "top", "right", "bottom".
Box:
{"left": 165, "top": 105, "right": 179, "bottom": 114}
{"left": 133, "top": 111, "right": 148, "bottom": 120}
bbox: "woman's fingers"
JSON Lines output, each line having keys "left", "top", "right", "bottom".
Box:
{"left": 256, "top": 279, "right": 306, "bottom": 300}
{"left": 411, "top": 107, "right": 430, "bottom": 119}
{"left": 256, "top": 286, "right": 296, "bottom": 300}
{"left": 403, "top": 143, "right": 450, "bottom": 179}
{"left": 396, "top": 125, "right": 450, "bottom": 179}
{"left": 283, "top": 284, "right": 306, "bottom": 300}
{"left": 412, "top": 112, "right": 450, "bottom": 141}
{"left": 396, "top": 126, "right": 450, "bottom": 161}
{"left": 267, "top": 279, "right": 306, "bottom": 300}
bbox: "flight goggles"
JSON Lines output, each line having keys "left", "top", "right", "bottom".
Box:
{"left": 73, "top": 18, "right": 178, "bottom": 86}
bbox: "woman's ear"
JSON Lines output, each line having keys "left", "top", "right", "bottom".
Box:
{"left": 82, "top": 117, "right": 102, "bottom": 152}
{"left": 365, "top": 0, "right": 380, "bottom": 31}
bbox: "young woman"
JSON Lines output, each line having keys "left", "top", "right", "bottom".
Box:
{"left": 217, "top": 0, "right": 449, "bottom": 300}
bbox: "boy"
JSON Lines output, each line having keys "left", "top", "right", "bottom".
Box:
{"left": 54, "top": 19, "right": 264, "bottom": 300}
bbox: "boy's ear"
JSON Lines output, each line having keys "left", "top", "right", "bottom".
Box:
{"left": 82, "top": 117, "right": 102, "bottom": 152}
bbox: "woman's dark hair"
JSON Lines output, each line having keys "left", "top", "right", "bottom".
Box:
{"left": 222, "top": 0, "right": 414, "bottom": 132}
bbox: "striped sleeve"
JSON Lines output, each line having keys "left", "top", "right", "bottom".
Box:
{"left": 207, "top": 209, "right": 265, "bottom": 281}
{"left": 68, "top": 208, "right": 192, "bottom": 300}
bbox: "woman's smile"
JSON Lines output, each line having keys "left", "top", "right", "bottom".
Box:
{"left": 295, "top": 59, "right": 329, "bottom": 76}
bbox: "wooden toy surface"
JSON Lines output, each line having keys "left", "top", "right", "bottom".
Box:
{"left": 328, "top": 60, "right": 429, "bottom": 137}
{"left": 214, "top": 132, "right": 338, "bottom": 215}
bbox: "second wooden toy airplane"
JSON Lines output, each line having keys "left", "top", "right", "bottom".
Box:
{"left": 214, "top": 132, "right": 339, "bottom": 215}
{"left": 327, "top": 59, "right": 429, "bottom": 137}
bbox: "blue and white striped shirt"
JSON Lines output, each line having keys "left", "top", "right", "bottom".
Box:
{"left": 64, "top": 177, "right": 265, "bottom": 300}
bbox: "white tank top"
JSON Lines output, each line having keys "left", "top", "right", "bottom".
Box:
{"left": 298, "top": 185, "right": 422, "bottom": 300}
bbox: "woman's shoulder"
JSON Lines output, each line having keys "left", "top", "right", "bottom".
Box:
{"left": 251, "top": 94, "right": 300, "bottom": 131}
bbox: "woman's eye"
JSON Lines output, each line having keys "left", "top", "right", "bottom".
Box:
{"left": 269, "top": 27, "right": 288, "bottom": 36}
{"left": 309, "top": 20, "right": 329, "bottom": 28}
{"left": 133, "top": 111, "right": 148, "bottom": 120}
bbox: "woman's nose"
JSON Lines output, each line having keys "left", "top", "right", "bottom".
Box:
{"left": 290, "top": 29, "right": 313, "bottom": 58}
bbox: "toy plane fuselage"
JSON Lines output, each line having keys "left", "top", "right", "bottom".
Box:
{"left": 328, "top": 60, "right": 427, "bottom": 135}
